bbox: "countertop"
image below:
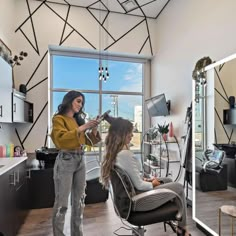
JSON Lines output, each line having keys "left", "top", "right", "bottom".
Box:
{"left": 0, "top": 157, "right": 28, "bottom": 176}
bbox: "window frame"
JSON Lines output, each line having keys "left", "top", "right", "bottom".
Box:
{"left": 48, "top": 46, "right": 151, "bottom": 154}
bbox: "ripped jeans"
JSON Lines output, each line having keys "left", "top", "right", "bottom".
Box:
{"left": 52, "top": 151, "right": 86, "bottom": 236}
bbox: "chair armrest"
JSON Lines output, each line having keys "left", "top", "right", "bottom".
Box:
{"left": 131, "top": 188, "right": 183, "bottom": 220}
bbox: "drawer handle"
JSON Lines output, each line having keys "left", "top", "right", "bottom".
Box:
{"left": 0, "top": 105, "right": 2, "bottom": 117}
{"left": 26, "top": 169, "right": 31, "bottom": 179}
{"left": 9, "top": 172, "right": 16, "bottom": 186}
{"left": 16, "top": 170, "right": 20, "bottom": 183}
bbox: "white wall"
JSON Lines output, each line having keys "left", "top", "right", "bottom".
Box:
{"left": 0, "top": 0, "right": 157, "bottom": 152}
{"left": 151, "top": 0, "right": 236, "bottom": 138}
{"left": 0, "top": 0, "right": 17, "bottom": 146}
{"left": 0, "top": 0, "right": 15, "bottom": 47}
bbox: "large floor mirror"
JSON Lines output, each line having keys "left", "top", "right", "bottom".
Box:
{"left": 193, "top": 54, "right": 236, "bottom": 235}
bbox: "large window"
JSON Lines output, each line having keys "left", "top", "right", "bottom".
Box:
{"left": 49, "top": 48, "right": 150, "bottom": 155}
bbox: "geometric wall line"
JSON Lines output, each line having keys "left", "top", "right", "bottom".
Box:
{"left": 26, "top": 50, "right": 48, "bottom": 86}
{"left": 26, "top": 0, "right": 40, "bottom": 55}
{"left": 214, "top": 107, "right": 230, "bottom": 142}
{"left": 144, "top": 19, "right": 153, "bottom": 55}
{"left": 59, "top": 4, "right": 71, "bottom": 45}
{"left": 105, "top": 18, "right": 146, "bottom": 50}
{"left": 214, "top": 68, "right": 229, "bottom": 101}
{"left": 139, "top": 36, "right": 149, "bottom": 54}
{"left": 22, "top": 102, "right": 48, "bottom": 144}
{"left": 27, "top": 77, "right": 48, "bottom": 92}
{"left": 12, "top": 0, "right": 160, "bottom": 151}
{"left": 44, "top": 3, "right": 97, "bottom": 49}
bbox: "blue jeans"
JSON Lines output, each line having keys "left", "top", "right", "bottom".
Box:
{"left": 52, "top": 151, "right": 86, "bottom": 236}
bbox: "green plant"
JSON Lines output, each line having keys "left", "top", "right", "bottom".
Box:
{"left": 146, "top": 154, "right": 158, "bottom": 165}
{"left": 147, "top": 126, "right": 158, "bottom": 141}
{"left": 157, "top": 123, "right": 169, "bottom": 134}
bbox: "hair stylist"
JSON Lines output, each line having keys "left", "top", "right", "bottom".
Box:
{"left": 51, "top": 90, "right": 101, "bottom": 236}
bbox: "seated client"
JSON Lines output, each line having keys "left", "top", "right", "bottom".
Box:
{"left": 100, "top": 117, "right": 191, "bottom": 236}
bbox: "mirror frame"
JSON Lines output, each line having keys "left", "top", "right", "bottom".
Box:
{"left": 192, "top": 52, "right": 236, "bottom": 236}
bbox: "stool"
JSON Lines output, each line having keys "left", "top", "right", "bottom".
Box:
{"left": 219, "top": 205, "right": 236, "bottom": 235}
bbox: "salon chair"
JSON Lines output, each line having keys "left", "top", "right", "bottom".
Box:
{"left": 110, "top": 166, "right": 183, "bottom": 236}
{"left": 85, "top": 158, "right": 108, "bottom": 204}
{"left": 195, "top": 150, "right": 227, "bottom": 192}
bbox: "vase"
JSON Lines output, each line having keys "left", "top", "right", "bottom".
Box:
{"left": 162, "top": 133, "right": 167, "bottom": 141}
{"left": 169, "top": 122, "right": 174, "bottom": 137}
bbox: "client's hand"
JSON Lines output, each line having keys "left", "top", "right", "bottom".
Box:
{"left": 151, "top": 178, "right": 161, "bottom": 188}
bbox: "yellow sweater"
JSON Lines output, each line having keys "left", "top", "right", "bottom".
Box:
{"left": 51, "top": 115, "right": 101, "bottom": 150}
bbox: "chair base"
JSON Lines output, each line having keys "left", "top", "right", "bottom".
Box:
{"left": 114, "top": 226, "right": 145, "bottom": 236}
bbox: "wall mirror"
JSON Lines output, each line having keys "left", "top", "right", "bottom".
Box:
{"left": 193, "top": 53, "right": 236, "bottom": 235}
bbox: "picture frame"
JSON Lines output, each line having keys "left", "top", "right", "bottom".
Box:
{"left": 0, "top": 38, "right": 12, "bottom": 64}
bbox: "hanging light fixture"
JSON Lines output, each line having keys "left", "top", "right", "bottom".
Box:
{"left": 98, "top": 0, "right": 109, "bottom": 82}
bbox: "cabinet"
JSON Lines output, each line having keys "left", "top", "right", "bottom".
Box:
{"left": 12, "top": 90, "right": 34, "bottom": 123}
{"left": 0, "top": 160, "right": 28, "bottom": 236}
{"left": 27, "top": 167, "right": 55, "bottom": 209}
{"left": 0, "top": 56, "right": 12, "bottom": 123}
{"left": 143, "top": 136, "right": 181, "bottom": 181}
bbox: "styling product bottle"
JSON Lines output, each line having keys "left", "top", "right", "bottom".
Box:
{"left": 10, "top": 143, "right": 14, "bottom": 157}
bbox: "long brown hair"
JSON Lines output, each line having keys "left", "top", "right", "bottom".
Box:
{"left": 101, "top": 117, "right": 133, "bottom": 188}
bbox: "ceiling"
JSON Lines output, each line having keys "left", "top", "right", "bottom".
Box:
{"left": 35, "top": 0, "right": 171, "bottom": 19}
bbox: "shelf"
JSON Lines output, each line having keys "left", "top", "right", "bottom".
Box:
{"left": 143, "top": 135, "right": 182, "bottom": 180}
{"left": 144, "top": 139, "right": 177, "bottom": 145}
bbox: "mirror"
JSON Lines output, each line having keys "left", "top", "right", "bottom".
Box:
{"left": 193, "top": 53, "right": 236, "bottom": 235}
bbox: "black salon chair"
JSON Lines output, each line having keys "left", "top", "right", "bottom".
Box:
{"left": 110, "top": 166, "right": 183, "bottom": 236}
{"left": 195, "top": 150, "right": 227, "bottom": 192}
{"left": 85, "top": 159, "right": 108, "bottom": 204}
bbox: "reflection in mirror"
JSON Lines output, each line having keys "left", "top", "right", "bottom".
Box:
{"left": 193, "top": 54, "right": 236, "bottom": 236}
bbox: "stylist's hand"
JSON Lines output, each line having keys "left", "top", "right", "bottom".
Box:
{"left": 78, "top": 119, "right": 99, "bottom": 132}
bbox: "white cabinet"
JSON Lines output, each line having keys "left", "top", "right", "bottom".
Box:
{"left": 12, "top": 93, "right": 24, "bottom": 122}
{"left": 0, "top": 57, "right": 12, "bottom": 123}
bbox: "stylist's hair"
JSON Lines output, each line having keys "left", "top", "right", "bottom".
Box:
{"left": 56, "top": 90, "right": 86, "bottom": 126}
{"left": 101, "top": 117, "right": 133, "bottom": 188}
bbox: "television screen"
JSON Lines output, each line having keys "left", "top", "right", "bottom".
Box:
{"left": 145, "top": 94, "right": 170, "bottom": 117}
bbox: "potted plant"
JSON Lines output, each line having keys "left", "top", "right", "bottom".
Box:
{"left": 146, "top": 126, "right": 158, "bottom": 142}
{"left": 146, "top": 154, "right": 158, "bottom": 166}
{"left": 157, "top": 123, "right": 169, "bottom": 141}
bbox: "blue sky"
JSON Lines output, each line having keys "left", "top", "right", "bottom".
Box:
{"left": 52, "top": 55, "right": 143, "bottom": 120}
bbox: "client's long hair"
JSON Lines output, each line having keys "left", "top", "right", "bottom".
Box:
{"left": 101, "top": 117, "right": 133, "bottom": 188}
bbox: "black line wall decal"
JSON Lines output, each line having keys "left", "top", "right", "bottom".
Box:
{"left": 15, "top": 128, "right": 25, "bottom": 150}
{"left": 27, "top": 77, "right": 48, "bottom": 92}
{"left": 13, "top": 0, "right": 161, "bottom": 151}
{"left": 22, "top": 102, "right": 48, "bottom": 143}
{"left": 26, "top": 0, "right": 40, "bottom": 55}
{"left": 214, "top": 107, "right": 230, "bottom": 141}
{"left": 214, "top": 68, "right": 229, "bottom": 101}
{"left": 59, "top": 4, "right": 71, "bottom": 45}
{"left": 26, "top": 50, "right": 48, "bottom": 86}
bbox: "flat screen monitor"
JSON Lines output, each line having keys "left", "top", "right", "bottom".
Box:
{"left": 145, "top": 94, "right": 170, "bottom": 117}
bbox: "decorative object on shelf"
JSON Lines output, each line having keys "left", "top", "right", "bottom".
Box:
{"left": 157, "top": 123, "right": 169, "bottom": 141}
{"left": 9, "top": 51, "right": 28, "bottom": 67}
{"left": 9, "top": 51, "right": 28, "bottom": 89}
{"left": 146, "top": 154, "right": 158, "bottom": 166}
{"left": 146, "top": 126, "right": 158, "bottom": 142}
{"left": 0, "top": 38, "right": 12, "bottom": 64}
{"left": 192, "top": 56, "right": 213, "bottom": 103}
{"left": 169, "top": 122, "right": 174, "bottom": 138}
